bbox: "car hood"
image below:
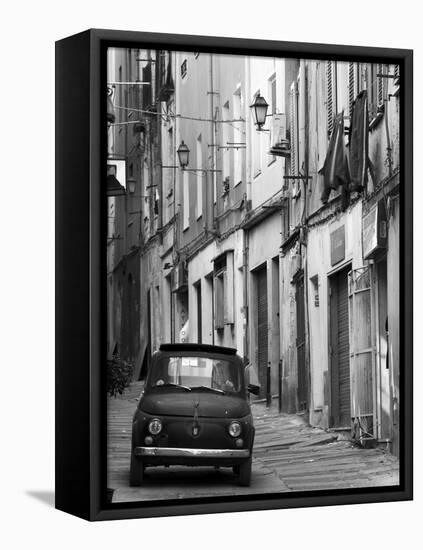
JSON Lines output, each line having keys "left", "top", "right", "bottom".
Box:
{"left": 139, "top": 390, "right": 250, "bottom": 418}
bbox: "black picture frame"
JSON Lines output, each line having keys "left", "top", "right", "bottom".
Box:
{"left": 55, "top": 28, "right": 413, "bottom": 521}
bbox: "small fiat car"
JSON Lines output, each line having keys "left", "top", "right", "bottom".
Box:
{"left": 130, "top": 343, "right": 258, "bottom": 487}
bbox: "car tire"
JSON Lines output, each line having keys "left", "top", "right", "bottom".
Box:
{"left": 129, "top": 453, "right": 144, "bottom": 486}
{"left": 237, "top": 458, "right": 252, "bottom": 487}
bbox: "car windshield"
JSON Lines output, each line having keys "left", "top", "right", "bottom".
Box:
{"left": 150, "top": 356, "right": 241, "bottom": 393}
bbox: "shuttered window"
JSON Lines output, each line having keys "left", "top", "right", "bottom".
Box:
{"left": 142, "top": 63, "right": 152, "bottom": 109}
{"left": 222, "top": 101, "right": 230, "bottom": 180}
{"left": 377, "top": 63, "right": 385, "bottom": 107}
{"left": 214, "top": 271, "right": 224, "bottom": 330}
{"left": 348, "top": 62, "right": 358, "bottom": 117}
{"left": 363, "top": 63, "right": 388, "bottom": 122}
{"left": 326, "top": 61, "right": 337, "bottom": 138}
{"left": 393, "top": 64, "right": 400, "bottom": 90}
{"left": 267, "top": 75, "right": 277, "bottom": 164}
{"left": 289, "top": 81, "right": 299, "bottom": 177}
{"left": 394, "top": 63, "right": 400, "bottom": 84}
{"left": 213, "top": 252, "right": 234, "bottom": 330}
{"left": 224, "top": 251, "right": 234, "bottom": 324}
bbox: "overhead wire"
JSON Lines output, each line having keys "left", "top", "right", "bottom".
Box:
{"left": 111, "top": 104, "right": 246, "bottom": 125}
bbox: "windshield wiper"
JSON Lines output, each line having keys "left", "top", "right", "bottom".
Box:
{"left": 190, "top": 386, "right": 225, "bottom": 395}
{"left": 158, "top": 383, "right": 192, "bottom": 392}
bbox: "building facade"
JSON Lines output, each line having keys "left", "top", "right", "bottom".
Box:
{"left": 107, "top": 48, "right": 400, "bottom": 455}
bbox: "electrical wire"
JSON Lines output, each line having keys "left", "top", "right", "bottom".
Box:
{"left": 111, "top": 104, "right": 245, "bottom": 124}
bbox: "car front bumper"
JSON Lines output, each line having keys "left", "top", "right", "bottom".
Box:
{"left": 134, "top": 446, "right": 250, "bottom": 458}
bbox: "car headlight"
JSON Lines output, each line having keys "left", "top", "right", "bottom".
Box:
{"left": 148, "top": 418, "right": 162, "bottom": 435}
{"left": 228, "top": 421, "right": 242, "bottom": 437}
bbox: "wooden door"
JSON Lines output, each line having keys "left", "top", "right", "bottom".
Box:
{"left": 329, "top": 267, "right": 351, "bottom": 428}
{"left": 296, "top": 277, "right": 308, "bottom": 411}
{"left": 196, "top": 281, "right": 202, "bottom": 343}
{"left": 256, "top": 267, "right": 268, "bottom": 399}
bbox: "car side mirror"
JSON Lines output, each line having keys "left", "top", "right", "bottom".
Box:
{"left": 247, "top": 383, "right": 260, "bottom": 396}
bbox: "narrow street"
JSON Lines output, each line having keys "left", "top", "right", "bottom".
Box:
{"left": 106, "top": 50, "right": 403, "bottom": 496}
{"left": 108, "top": 382, "right": 399, "bottom": 503}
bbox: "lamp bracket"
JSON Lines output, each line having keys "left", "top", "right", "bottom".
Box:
{"left": 184, "top": 168, "right": 222, "bottom": 173}
{"left": 283, "top": 174, "right": 312, "bottom": 186}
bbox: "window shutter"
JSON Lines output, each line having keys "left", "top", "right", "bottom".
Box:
{"left": 214, "top": 273, "right": 224, "bottom": 330}
{"left": 223, "top": 270, "right": 229, "bottom": 324}
{"left": 142, "top": 63, "right": 152, "bottom": 109}
{"left": 289, "top": 81, "right": 299, "bottom": 177}
{"left": 327, "top": 61, "right": 337, "bottom": 138}
{"left": 348, "top": 62, "right": 357, "bottom": 116}
{"left": 393, "top": 64, "right": 400, "bottom": 88}
{"left": 348, "top": 266, "right": 375, "bottom": 442}
{"left": 224, "top": 251, "right": 234, "bottom": 324}
{"left": 377, "top": 63, "right": 384, "bottom": 107}
{"left": 271, "top": 77, "right": 277, "bottom": 115}
{"left": 362, "top": 63, "right": 376, "bottom": 120}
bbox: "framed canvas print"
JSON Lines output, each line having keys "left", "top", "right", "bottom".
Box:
{"left": 55, "top": 29, "right": 413, "bottom": 521}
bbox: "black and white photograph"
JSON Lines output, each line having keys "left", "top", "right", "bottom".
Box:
{"left": 106, "top": 45, "right": 402, "bottom": 504}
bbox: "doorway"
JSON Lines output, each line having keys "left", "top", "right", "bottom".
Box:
{"left": 296, "top": 276, "right": 308, "bottom": 411}
{"left": 329, "top": 266, "right": 351, "bottom": 428}
{"left": 256, "top": 266, "right": 268, "bottom": 399}
{"left": 195, "top": 280, "right": 202, "bottom": 343}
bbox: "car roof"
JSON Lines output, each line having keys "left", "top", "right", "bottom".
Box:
{"left": 159, "top": 343, "right": 237, "bottom": 356}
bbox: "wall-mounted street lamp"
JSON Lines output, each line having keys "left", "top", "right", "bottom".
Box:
{"left": 163, "top": 140, "right": 221, "bottom": 173}
{"left": 176, "top": 140, "right": 190, "bottom": 169}
{"left": 250, "top": 94, "right": 269, "bottom": 131}
{"left": 127, "top": 176, "right": 137, "bottom": 194}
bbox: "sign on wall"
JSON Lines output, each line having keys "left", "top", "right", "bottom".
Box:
{"left": 330, "top": 225, "right": 345, "bottom": 266}
{"left": 362, "top": 200, "right": 387, "bottom": 260}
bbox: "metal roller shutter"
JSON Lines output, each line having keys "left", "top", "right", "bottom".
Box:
{"left": 337, "top": 274, "right": 351, "bottom": 425}
{"left": 330, "top": 267, "right": 351, "bottom": 428}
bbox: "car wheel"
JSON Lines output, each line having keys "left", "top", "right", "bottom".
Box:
{"left": 237, "top": 458, "right": 252, "bottom": 487}
{"left": 129, "top": 453, "right": 144, "bottom": 486}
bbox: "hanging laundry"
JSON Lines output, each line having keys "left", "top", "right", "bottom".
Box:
{"left": 319, "top": 112, "right": 350, "bottom": 208}
{"left": 349, "top": 90, "right": 369, "bottom": 192}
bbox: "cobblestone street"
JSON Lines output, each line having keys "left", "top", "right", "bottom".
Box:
{"left": 108, "top": 382, "right": 399, "bottom": 503}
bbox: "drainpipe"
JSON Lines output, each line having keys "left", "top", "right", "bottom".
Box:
{"left": 155, "top": 51, "right": 164, "bottom": 241}
{"left": 242, "top": 55, "right": 252, "bottom": 366}
{"left": 242, "top": 231, "right": 249, "bottom": 365}
{"left": 209, "top": 54, "right": 216, "bottom": 233}
{"left": 298, "top": 60, "right": 306, "bottom": 223}
{"left": 300, "top": 59, "right": 312, "bottom": 420}
{"left": 171, "top": 51, "right": 177, "bottom": 343}
{"left": 384, "top": 97, "right": 393, "bottom": 178}
{"left": 208, "top": 53, "right": 216, "bottom": 346}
